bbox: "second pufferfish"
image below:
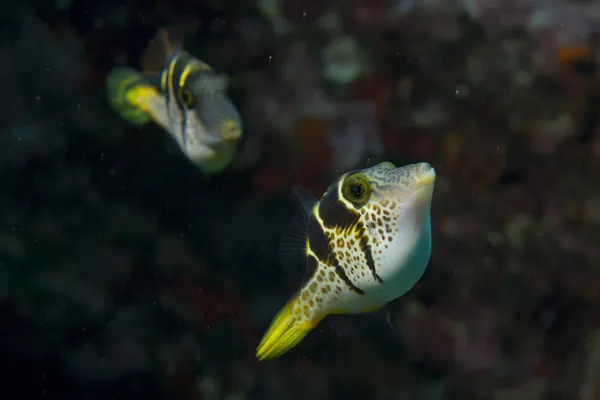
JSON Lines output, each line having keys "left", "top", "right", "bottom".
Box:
{"left": 106, "top": 29, "right": 243, "bottom": 175}
{"left": 256, "top": 161, "right": 436, "bottom": 361}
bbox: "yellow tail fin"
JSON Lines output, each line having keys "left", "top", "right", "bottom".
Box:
{"left": 106, "top": 67, "right": 158, "bottom": 125}
{"left": 256, "top": 298, "right": 318, "bottom": 361}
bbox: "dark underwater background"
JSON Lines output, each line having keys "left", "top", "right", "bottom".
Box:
{"left": 1, "top": 0, "right": 600, "bottom": 399}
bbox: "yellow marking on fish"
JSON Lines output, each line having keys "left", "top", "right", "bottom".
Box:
{"left": 335, "top": 177, "right": 357, "bottom": 211}
{"left": 179, "top": 60, "right": 211, "bottom": 89}
{"left": 255, "top": 298, "right": 322, "bottom": 361}
{"left": 256, "top": 243, "right": 330, "bottom": 361}
{"left": 313, "top": 203, "right": 325, "bottom": 226}
{"left": 179, "top": 64, "right": 194, "bottom": 88}
{"left": 304, "top": 247, "right": 321, "bottom": 282}
{"left": 112, "top": 75, "right": 140, "bottom": 103}
{"left": 161, "top": 69, "right": 167, "bottom": 91}
{"left": 106, "top": 67, "right": 158, "bottom": 126}
{"left": 125, "top": 86, "right": 161, "bottom": 114}
{"left": 168, "top": 57, "right": 177, "bottom": 92}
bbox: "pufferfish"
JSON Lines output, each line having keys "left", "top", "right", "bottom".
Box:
{"left": 256, "top": 161, "right": 436, "bottom": 361}
{"left": 106, "top": 29, "right": 242, "bottom": 175}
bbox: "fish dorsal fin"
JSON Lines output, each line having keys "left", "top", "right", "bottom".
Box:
{"left": 158, "top": 27, "right": 185, "bottom": 61}
{"left": 276, "top": 187, "right": 318, "bottom": 280}
{"left": 140, "top": 26, "right": 185, "bottom": 73}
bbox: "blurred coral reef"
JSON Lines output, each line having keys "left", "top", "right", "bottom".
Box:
{"left": 2, "top": 0, "right": 600, "bottom": 399}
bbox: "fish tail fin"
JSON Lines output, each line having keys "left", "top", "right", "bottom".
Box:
{"left": 106, "top": 67, "right": 158, "bottom": 125}
{"left": 256, "top": 297, "right": 317, "bottom": 361}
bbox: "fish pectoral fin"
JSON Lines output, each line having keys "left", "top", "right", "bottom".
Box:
{"left": 256, "top": 298, "right": 320, "bottom": 361}
{"left": 276, "top": 187, "right": 319, "bottom": 279}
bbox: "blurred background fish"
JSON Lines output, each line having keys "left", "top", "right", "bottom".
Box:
{"left": 106, "top": 28, "right": 243, "bottom": 175}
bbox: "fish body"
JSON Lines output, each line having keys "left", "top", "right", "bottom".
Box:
{"left": 256, "top": 161, "right": 436, "bottom": 361}
{"left": 106, "top": 30, "right": 243, "bottom": 174}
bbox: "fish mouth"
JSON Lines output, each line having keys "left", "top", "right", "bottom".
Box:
{"left": 221, "top": 127, "right": 242, "bottom": 142}
{"left": 220, "top": 122, "right": 242, "bottom": 142}
{"left": 204, "top": 126, "right": 241, "bottom": 148}
{"left": 203, "top": 133, "right": 233, "bottom": 149}
{"left": 398, "top": 163, "right": 435, "bottom": 221}
{"left": 413, "top": 162, "right": 436, "bottom": 188}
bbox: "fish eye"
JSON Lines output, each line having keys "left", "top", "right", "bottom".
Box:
{"left": 179, "top": 88, "right": 196, "bottom": 109}
{"left": 342, "top": 175, "right": 370, "bottom": 204}
{"left": 351, "top": 185, "right": 363, "bottom": 197}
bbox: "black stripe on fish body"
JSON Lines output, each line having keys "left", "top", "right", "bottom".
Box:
{"left": 169, "top": 56, "right": 187, "bottom": 112}
{"left": 308, "top": 206, "right": 364, "bottom": 296}
{"left": 317, "top": 178, "right": 384, "bottom": 287}
{"left": 340, "top": 216, "right": 384, "bottom": 286}
{"left": 328, "top": 245, "right": 364, "bottom": 296}
{"left": 306, "top": 211, "right": 332, "bottom": 264}
{"left": 318, "top": 180, "right": 362, "bottom": 229}
{"left": 180, "top": 111, "right": 188, "bottom": 150}
{"left": 159, "top": 60, "right": 180, "bottom": 142}
{"left": 360, "top": 234, "right": 383, "bottom": 283}
{"left": 163, "top": 55, "right": 178, "bottom": 111}
{"left": 166, "top": 54, "right": 190, "bottom": 146}
{"left": 302, "top": 253, "right": 319, "bottom": 286}
{"left": 169, "top": 51, "right": 213, "bottom": 97}
{"left": 163, "top": 51, "right": 184, "bottom": 92}
{"left": 171, "top": 52, "right": 196, "bottom": 90}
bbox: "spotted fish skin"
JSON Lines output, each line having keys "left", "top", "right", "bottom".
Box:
{"left": 256, "top": 161, "right": 436, "bottom": 361}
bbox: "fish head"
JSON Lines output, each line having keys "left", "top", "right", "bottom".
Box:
{"left": 358, "top": 161, "right": 436, "bottom": 223}
{"left": 329, "top": 161, "right": 435, "bottom": 218}
{"left": 319, "top": 161, "right": 435, "bottom": 284}
{"left": 169, "top": 58, "right": 242, "bottom": 164}
{"left": 186, "top": 73, "right": 242, "bottom": 149}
